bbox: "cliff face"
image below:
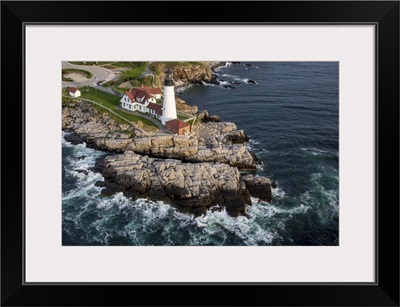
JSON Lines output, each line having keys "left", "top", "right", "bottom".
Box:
{"left": 152, "top": 62, "right": 219, "bottom": 89}
{"left": 176, "top": 97, "right": 198, "bottom": 115}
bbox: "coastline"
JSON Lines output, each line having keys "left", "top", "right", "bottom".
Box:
{"left": 62, "top": 61, "right": 272, "bottom": 217}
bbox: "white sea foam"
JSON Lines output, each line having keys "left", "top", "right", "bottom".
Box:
{"left": 191, "top": 208, "right": 278, "bottom": 245}
{"left": 256, "top": 164, "right": 264, "bottom": 171}
{"left": 62, "top": 133, "right": 336, "bottom": 246}
{"left": 214, "top": 62, "right": 232, "bottom": 73}
{"left": 176, "top": 84, "right": 193, "bottom": 93}
{"left": 272, "top": 187, "right": 286, "bottom": 198}
{"left": 301, "top": 147, "right": 338, "bottom": 157}
{"left": 221, "top": 73, "right": 239, "bottom": 78}
{"left": 201, "top": 81, "right": 218, "bottom": 87}
{"left": 96, "top": 192, "right": 132, "bottom": 210}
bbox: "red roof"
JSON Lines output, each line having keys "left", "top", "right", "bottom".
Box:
{"left": 141, "top": 85, "right": 162, "bottom": 95}
{"left": 166, "top": 119, "right": 190, "bottom": 130}
{"left": 147, "top": 103, "right": 163, "bottom": 115}
{"left": 126, "top": 88, "right": 154, "bottom": 105}
{"left": 69, "top": 87, "right": 78, "bottom": 93}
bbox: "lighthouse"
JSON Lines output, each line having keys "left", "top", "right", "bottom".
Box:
{"left": 161, "top": 69, "right": 177, "bottom": 125}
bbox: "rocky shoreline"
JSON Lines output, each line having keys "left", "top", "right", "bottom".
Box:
{"left": 63, "top": 62, "right": 272, "bottom": 217}
{"left": 94, "top": 152, "right": 271, "bottom": 217}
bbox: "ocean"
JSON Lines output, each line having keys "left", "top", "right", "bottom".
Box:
{"left": 62, "top": 62, "right": 339, "bottom": 246}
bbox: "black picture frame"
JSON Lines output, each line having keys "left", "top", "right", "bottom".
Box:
{"left": 1, "top": 1, "right": 399, "bottom": 306}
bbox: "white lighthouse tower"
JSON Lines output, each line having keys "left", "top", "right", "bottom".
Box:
{"left": 161, "top": 69, "right": 177, "bottom": 125}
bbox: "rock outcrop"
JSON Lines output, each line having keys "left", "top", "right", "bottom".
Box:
{"left": 152, "top": 62, "right": 220, "bottom": 89}
{"left": 95, "top": 151, "right": 269, "bottom": 216}
{"left": 198, "top": 110, "right": 220, "bottom": 123}
{"left": 62, "top": 102, "right": 258, "bottom": 168}
{"left": 176, "top": 97, "right": 198, "bottom": 115}
{"left": 241, "top": 174, "right": 272, "bottom": 203}
{"left": 62, "top": 103, "right": 134, "bottom": 152}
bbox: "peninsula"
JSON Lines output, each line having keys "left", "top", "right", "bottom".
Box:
{"left": 62, "top": 61, "right": 272, "bottom": 217}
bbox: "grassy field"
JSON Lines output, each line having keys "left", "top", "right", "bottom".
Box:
{"left": 177, "top": 113, "right": 190, "bottom": 120}
{"left": 101, "top": 62, "right": 150, "bottom": 89}
{"left": 80, "top": 87, "right": 120, "bottom": 106}
{"left": 119, "top": 62, "right": 147, "bottom": 82}
{"left": 78, "top": 87, "right": 159, "bottom": 132}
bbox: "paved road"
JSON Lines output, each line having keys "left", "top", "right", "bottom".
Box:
{"left": 62, "top": 62, "right": 115, "bottom": 88}
{"left": 92, "top": 84, "right": 123, "bottom": 97}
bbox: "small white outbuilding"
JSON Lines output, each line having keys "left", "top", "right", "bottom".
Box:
{"left": 69, "top": 87, "right": 81, "bottom": 97}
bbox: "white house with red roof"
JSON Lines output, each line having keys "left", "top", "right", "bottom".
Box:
{"left": 147, "top": 103, "right": 163, "bottom": 120}
{"left": 120, "top": 87, "right": 159, "bottom": 113}
{"left": 140, "top": 85, "right": 162, "bottom": 99}
{"left": 69, "top": 87, "right": 81, "bottom": 97}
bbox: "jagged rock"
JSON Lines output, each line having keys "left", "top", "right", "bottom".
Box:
{"left": 152, "top": 62, "right": 217, "bottom": 89}
{"left": 63, "top": 103, "right": 259, "bottom": 168}
{"left": 242, "top": 174, "right": 272, "bottom": 202}
{"left": 94, "top": 151, "right": 269, "bottom": 217}
{"left": 74, "top": 169, "right": 88, "bottom": 175}
{"left": 224, "top": 130, "right": 250, "bottom": 144}
{"left": 202, "top": 114, "right": 221, "bottom": 123}
{"left": 64, "top": 132, "right": 85, "bottom": 144}
{"left": 175, "top": 97, "right": 198, "bottom": 115}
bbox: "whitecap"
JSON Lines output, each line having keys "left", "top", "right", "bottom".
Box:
{"left": 301, "top": 147, "right": 338, "bottom": 157}
{"left": 176, "top": 84, "right": 193, "bottom": 93}
{"left": 201, "top": 81, "right": 218, "bottom": 87}
{"left": 272, "top": 187, "right": 286, "bottom": 198}
{"left": 221, "top": 73, "right": 239, "bottom": 78}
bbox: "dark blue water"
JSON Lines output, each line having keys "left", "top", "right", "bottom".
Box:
{"left": 62, "top": 62, "right": 338, "bottom": 246}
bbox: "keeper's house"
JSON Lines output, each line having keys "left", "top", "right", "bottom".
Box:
{"left": 147, "top": 103, "right": 163, "bottom": 120}
{"left": 120, "top": 87, "right": 157, "bottom": 113}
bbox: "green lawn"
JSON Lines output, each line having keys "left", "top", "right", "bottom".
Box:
{"left": 79, "top": 87, "right": 159, "bottom": 132}
{"left": 80, "top": 87, "right": 121, "bottom": 106}
{"left": 186, "top": 117, "right": 197, "bottom": 126}
{"left": 112, "top": 62, "right": 148, "bottom": 68}
{"left": 177, "top": 113, "right": 190, "bottom": 120}
{"left": 120, "top": 63, "right": 147, "bottom": 81}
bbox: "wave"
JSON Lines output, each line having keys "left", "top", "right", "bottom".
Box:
{"left": 272, "top": 186, "right": 286, "bottom": 198}
{"left": 176, "top": 84, "right": 193, "bottom": 93}
{"left": 301, "top": 147, "right": 338, "bottom": 157}
{"left": 192, "top": 205, "right": 280, "bottom": 245}
{"left": 213, "top": 62, "right": 232, "bottom": 73}
{"left": 62, "top": 133, "right": 338, "bottom": 246}
{"left": 201, "top": 81, "right": 218, "bottom": 87}
{"left": 221, "top": 73, "right": 239, "bottom": 78}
